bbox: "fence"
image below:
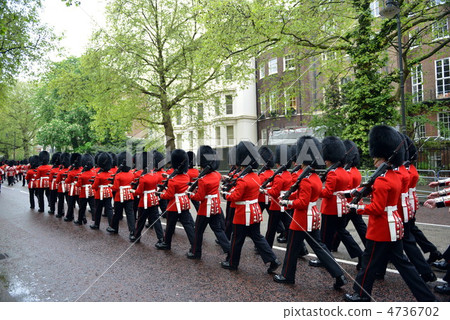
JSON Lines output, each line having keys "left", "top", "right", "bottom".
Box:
{"left": 416, "top": 146, "right": 449, "bottom": 171}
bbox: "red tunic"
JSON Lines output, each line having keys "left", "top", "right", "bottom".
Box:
{"left": 258, "top": 169, "right": 274, "bottom": 203}
{"left": 76, "top": 169, "right": 96, "bottom": 198}
{"left": 55, "top": 168, "right": 70, "bottom": 193}
{"left": 92, "top": 171, "right": 113, "bottom": 200}
{"left": 159, "top": 173, "right": 191, "bottom": 212}
{"left": 407, "top": 164, "right": 419, "bottom": 213}
{"left": 267, "top": 170, "right": 292, "bottom": 211}
{"left": 134, "top": 172, "right": 163, "bottom": 208}
{"left": 187, "top": 168, "right": 199, "bottom": 182}
{"left": 112, "top": 171, "right": 135, "bottom": 202}
{"left": 289, "top": 172, "right": 322, "bottom": 232}
{"left": 358, "top": 170, "right": 404, "bottom": 242}
{"left": 49, "top": 166, "right": 61, "bottom": 191}
{"left": 25, "top": 169, "right": 38, "bottom": 189}
{"left": 320, "top": 167, "right": 350, "bottom": 216}
{"left": 35, "top": 164, "right": 52, "bottom": 188}
{"left": 65, "top": 167, "right": 82, "bottom": 196}
{"left": 226, "top": 171, "right": 263, "bottom": 225}
{"left": 190, "top": 171, "right": 222, "bottom": 217}
{"left": 395, "top": 165, "right": 413, "bottom": 223}
{"left": 348, "top": 167, "right": 362, "bottom": 189}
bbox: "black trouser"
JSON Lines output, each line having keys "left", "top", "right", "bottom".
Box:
{"left": 410, "top": 216, "right": 438, "bottom": 254}
{"left": 37, "top": 188, "right": 49, "bottom": 211}
{"left": 191, "top": 200, "right": 200, "bottom": 213}
{"left": 77, "top": 197, "right": 94, "bottom": 222}
{"left": 22, "top": 176, "right": 26, "bottom": 186}
{"left": 266, "top": 210, "right": 284, "bottom": 247}
{"left": 48, "top": 190, "right": 58, "bottom": 213}
{"left": 133, "top": 197, "right": 139, "bottom": 220}
{"left": 93, "top": 198, "right": 113, "bottom": 227}
{"left": 65, "top": 195, "right": 79, "bottom": 220}
{"left": 353, "top": 239, "right": 436, "bottom": 301}
{"left": 164, "top": 210, "right": 195, "bottom": 247}
{"left": 29, "top": 188, "right": 37, "bottom": 208}
{"left": 111, "top": 200, "right": 135, "bottom": 234}
{"left": 135, "top": 206, "right": 164, "bottom": 240}
{"left": 331, "top": 209, "right": 367, "bottom": 250}
{"left": 443, "top": 245, "right": 450, "bottom": 283}
{"left": 8, "top": 176, "right": 14, "bottom": 186}
{"left": 225, "top": 201, "right": 235, "bottom": 240}
{"left": 159, "top": 199, "right": 168, "bottom": 215}
{"left": 191, "top": 214, "right": 230, "bottom": 257}
{"left": 321, "top": 214, "right": 362, "bottom": 258}
{"left": 228, "top": 223, "right": 278, "bottom": 268}
{"left": 379, "top": 221, "right": 433, "bottom": 277}
{"left": 281, "top": 229, "right": 343, "bottom": 282}
{"left": 57, "top": 192, "right": 68, "bottom": 216}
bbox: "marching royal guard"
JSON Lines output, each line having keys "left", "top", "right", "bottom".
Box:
{"left": 6, "top": 160, "right": 16, "bottom": 186}
{"left": 187, "top": 151, "right": 200, "bottom": 212}
{"left": 405, "top": 135, "right": 442, "bottom": 264}
{"left": 186, "top": 145, "right": 230, "bottom": 260}
{"left": 274, "top": 136, "right": 347, "bottom": 289}
{"left": 260, "top": 145, "right": 295, "bottom": 248}
{"left": 64, "top": 153, "right": 82, "bottom": 222}
{"left": 25, "top": 156, "right": 40, "bottom": 209}
{"left": 310, "top": 136, "right": 363, "bottom": 269}
{"left": 257, "top": 146, "right": 274, "bottom": 215}
{"left": 344, "top": 125, "right": 436, "bottom": 302}
{"left": 109, "top": 152, "right": 137, "bottom": 241}
{"left": 223, "top": 146, "right": 238, "bottom": 240}
{"left": 48, "top": 152, "right": 62, "bottom": 215}
{"left": 74, "top": 154, "right": 96, "bottom": 225}
{"left": 133, "top": 150, "right": 165, "bottom": 244}
{"left": 55, "top": 153, "right": 71, "bottom": 218}
{"left": 132, "top": 152, "right": 144, "bottom": 219}
{"left": 331, "top": 140, "right": 367, "bottom": 251}
{"left": 220, "top": 141, "right": 281, "bottom": 273}
{"left": 156, "top": 149, "right": 195, "bottom": 250}
{"left": 21, "top": 160, "right": 29, "bottom": 186}
{"left": 90, "top": 152, "right": 114, "bottom": 230}
{"left": 35, "top": 151, "right": 52, "bottom": 213}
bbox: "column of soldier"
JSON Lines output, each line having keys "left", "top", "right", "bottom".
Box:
{"left": 17, "top": 125, "right": 450, "bottom": 301}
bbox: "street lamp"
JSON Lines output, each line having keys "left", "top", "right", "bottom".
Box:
{"left": 380, "top": 0, "right": 406, "bottom": 134}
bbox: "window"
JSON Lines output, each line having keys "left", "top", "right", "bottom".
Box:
{"left": 269, "top": 92, "right": 279, "bottom": 115}
{"left": 268, "top": 58, "right": 278, "bottom": 75}
{"left": 432, "top": 19, "right": 449, "bottom": 40}
{"left": 259, "top": 94, "right": 267, "bottom": 116}
{"left": 370, "top": 1, "right": 380, "bottom": 17}
{"left": 226, "top": 126, "right": 234, "bottom": 145}
{"left": 416, "top": 123, "right": 426, "bottom": 139}
{"left": 197, "top": 103, "right": 204, "bottom": 120}
{"left": 224, "top": 64, "right": 232, "bottom": 80}
{"left": 176, "top": 134, "right": 182, "bottom": 149}
{"left": 215, "top": 127, "right": 221, "bottom": 145}
{"left": 409, "top": 30, "right": 422, "bottom": 49}
{"left": 197, "top": 128, "right": 204, "bottom": 145}
{"left": 214, "top": 96, "right": 221, "bottom": 116}
{"left": 285, "top": 89, "right": 298, "bottom": 115}
{"left": 225, "top": 95, "right": 233, "bottom": 114}
{"left": 435, "top": 58, "right": 450, "bottom": 99}
{"left": 259, "top": 63, "right": 265, "bottom": 79}
{"left": 284, "top": 54, "right": 295, "bottom": 71}
{"left": 411, "top": 64, "right": 423, "bottom": 103}
{"left": 176, "top": 109, "right": 182, "bottom": 125}
{"left": 438, "top": 112, "right": 450, "bottom": 139}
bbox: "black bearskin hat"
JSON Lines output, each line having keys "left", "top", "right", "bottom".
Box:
{"left": 197, "top": 145, "right": 219, "bottom": 170}
{"left": 109, "top": 152, "right": 118, "bottom": 167}
{"left": 60, "top": 152, "right": 71, "bottom": 168}
{"left": 322, "top": 136, "right": 346, "bottom": 164}
{"left": 343, "top": 140, "right": 360, "bottom": 168}
{"left": 258, "top": 146, "right": 274, "bottom": 168}
{"left": 29, "top": 155, "right": 40, "bottom": 169}
{"left": 236, "top": 141, "right": 259, "bottom": 169}
{"left": 369, "top": 125, "right": 404, "bottom": 167}
{"left": 117, "top": 151, "right": 131, "bottom": 171}
{"left": 81, "top": 154, "right": 94, "bottom": 171}
{"left": 275, "top": 144, "right": 294, "bottom": 169}
{"left": 296, "top": 135, "right": 323, "bottom": 168}
{"left": 70, "top": 153, "right": 82, "bottom": 168}
{"left": 39, "top": 150, "right": 50, "bottom": 165}
{"left": 152, "top": 150, "right": 165, "bottom": 170}
{"left": 228, "top": 146, "right": 237, "bottom": 166}
{"left": 50, "top": 152, "right": 61, "bottom": 166}
{"left": 404, "top": 135, "right": 417, "bottom": 161}
{"left": 171, "top": 149, "right": 189, "bottom": 173}
{"left": 98, "top": 152, "right": 113, "bottom": 172}
{"left": 187, "top": 151, "right": 196, "bottom": 168}
{"left": 94, "top": 152, "right": 102, "bottom": 167}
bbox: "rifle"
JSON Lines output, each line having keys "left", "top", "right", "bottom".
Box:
{"left": 260, "top": 154, "right": 297, "bottom": 190}
{"left": 258, "top": 164, "right": 270, "bottom": 175}
{"left": 290, "top": 163, "right": 303, "bottom": 174}
{"left": 321, "top": 144, "right": 357, "bottom": 182}
{"left": 221, "top": 165, "right": 238, "bottom": 191}
{"left": 187, "top": 165, "right": 212, "bottom": 193}
{"left": 157, "top": 159, "right": 187, "bottom": 193}
{"left": 222, "top": 165, "right": 253, "bottom": 193}
{"left": 281, "top": 162, "right": 316, "bottom": 201}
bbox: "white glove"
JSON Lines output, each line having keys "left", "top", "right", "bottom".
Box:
{"left": 185, "top": 191, "right": 194, "bottom": 197}
{"left": 347, "top": 203, "right": 365, "bottom": 211}
{"left": 220, "top": 191, "right": 231, "bottom": 196}
{"left": 259, "top": 188, "right": 267, "bottom": 194}
{"left": 279, "top": 200, "right": 293, "bottom": 207}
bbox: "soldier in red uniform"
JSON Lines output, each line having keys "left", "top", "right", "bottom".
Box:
{"left": 344, "top": 125, "right": 436, "bottom": 302}
{"left": 55, "top": 153, "right": 71, "bottom": 218}
{"left": 220, "top": 141, "right": 281, "bottom": 273}
{"left": 90, "top": 152, "right": 114, "bottom": 230}
{"left": 108, "top": 152, "right": 137, "bottom": 241}
{"left": 187, "top": 151, "right": 200, "bottom": 213}
{"left": 274, "top": 136, "right": 347, "bottom": 289}
{"left": 257, "top": 146, "right": 274, "bottom": 216}
{"left": 35, "top": 151, "right": 52, "bottom": 213}
{"left": 133, "top": 151, "right": 165, "bottom": 244}
{"left": 74, "top": 154, "right": 96, "bottom": 225}
{"left": 156, "top": 149, "right": 195, "bottom": 250}
{"left": 261, "top": 144, "right": 294, "bottom": 248}
{"left": 48, "top": 152, "right": 62, "bottom": 215}
{"left": 223, "top": 146, "right": 238, "bottom": 240}
{"left": 187, "top": 145, "right": 230, "bottom": 260}
{"left": 25, "top": 156, "right": 40, "bottom": 209}
{"left": 311, "top": 137, "right": 362, "bottom": 269}
{"left": 64, "top": 153, "right": 82, "bottom": 222}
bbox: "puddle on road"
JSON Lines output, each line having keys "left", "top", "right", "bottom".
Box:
{"left": 0, "top": 273, "right": 39, "bottom": 302}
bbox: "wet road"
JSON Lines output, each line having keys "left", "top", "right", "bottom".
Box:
{"left": 0, "top": 183, "right": 449, "bottom": 302}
